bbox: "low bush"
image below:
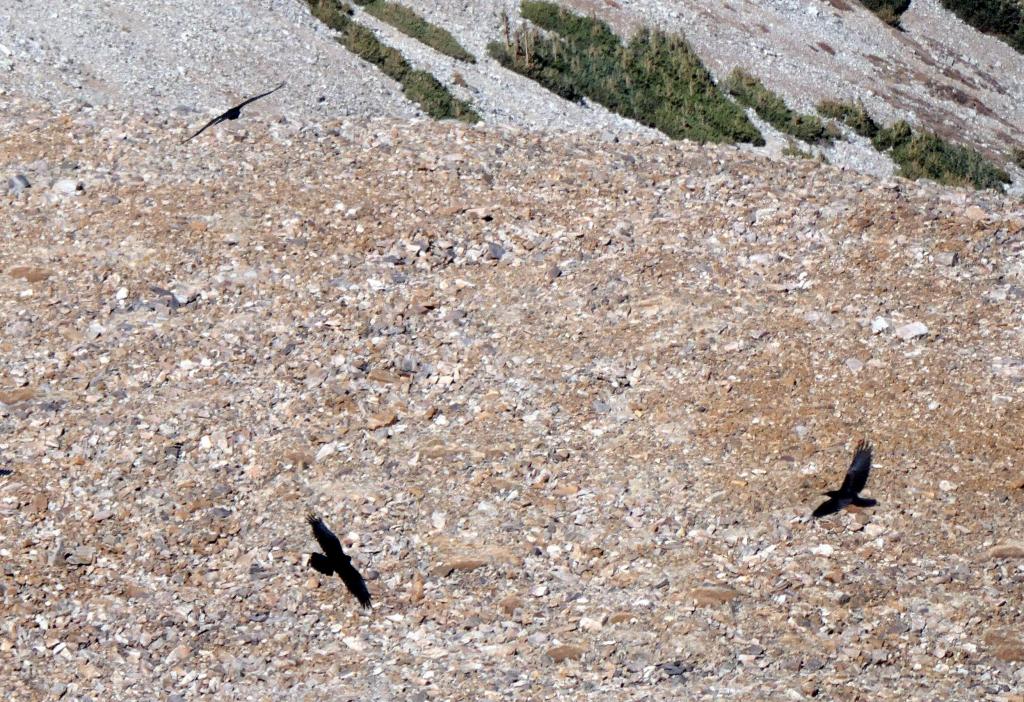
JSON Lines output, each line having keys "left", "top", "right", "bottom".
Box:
{"left": 859, "top": 0, "right": 912, "bottom": 27}
{"left": 817, "top": 99, "right": 879, "bottom": 138}
{"left": 781, "top": 139, "right": 822, "bottom": 161}
{"left": 308, "top": 0, "right": 352, "bottom": 29}
{"left": 487, "top": 2, "right": 763, "bottom": 145}
{"left": 1013, "top": 146, "right": 1024, "bottom": 169}
{"left": 938, "top": 0, "right": 1024, "bottom": 53}
{"left": 304, "top": 0, "right": 479, "bottom": 122}
{"left": 359, "top": 1, "right": 475, "bottom": 62}
{"left": 872, "top": 120, "right": 1011, "bottom": 190}
{"left": 723, "top": 69, "right": 833, "bottom": 144}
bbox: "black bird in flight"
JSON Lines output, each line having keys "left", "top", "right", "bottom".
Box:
{"left": 306, "top": 514, "right": 372, "bottom": 609}
{"left": 812, "top": 439, "right": 877, "bottom": 518}
{"left": 182, "top": 81, "right": 285, "bottom": 143}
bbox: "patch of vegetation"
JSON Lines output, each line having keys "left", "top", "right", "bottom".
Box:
{"left": 486, "top": 2, "right": 763, "bottom": 145}
{"left": 817, "top": 99, "right": 879, "bottom": 138}
{"left": 1013, "top": 146, "right": 1024, "bottom": 168}
{"left": 859, "top": 0, "right": 911, "bottom": 27}
{"left": 938, "top": 0, "right": 1024, "bottom": 54}
{"left": 781, "top": 139, "right": 820, "bottom": 160}
{"left": 309, "top": 0, "right": 352, "bottom": 27}
{"left": 723, "top": 69, "right": 834, "bottom": 144}
{"left": 304, "top": 0, "right": 479, "bottom": 122}
{"left": 872, "top": 120, "right": 1011, "bottom": 189}
{"left": 354, "top": 0, "right": 475, "bottom": 62}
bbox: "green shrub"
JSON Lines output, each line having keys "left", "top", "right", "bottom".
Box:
{"left": 308, "top": 0, "right": 352, "bottom": 30}
{"left": 522, "top": 0, "right": 623, "bottom": 50}
{"left": 872, "top": 120, "right": 1011, "bottom": 190}
{"left": 938, "top": 0, "right": 1024, "bottom": 53}
{"left": 859, "top": 0, "right": 912, "bottom": 27}
{"left": 402, "top": 69, "right": 479, "bottom": 120}
{"left": 723, "top": 69, "right": 832, "bottom": 144}
{"left": 1013, "top": 146, "right": 1024, "bottom": 168}
{"left": 781, "top": 139, "right": 817, "bottom": 160}
{"left": 360, "top": 1, "right": 475, "bottom": 62}
{"left": 817, "top": 99, "right": 879, "bottom": 138}
{"left": 341, "top": 18, "right": 409, "bottom": 80}
{"left": 303, "top": 0, "right": 479, "bottom": 122}
{"left": 487, "top": 2, "right": 763, "bottom": 145}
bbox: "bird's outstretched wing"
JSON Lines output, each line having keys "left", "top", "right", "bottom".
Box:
{"left": 307, "top": 514, "right": 346, "bottom": 562}
{"left": 181, "top": 81, "right": 285, "bottom": 143}
{"left": 182, "top": 114, "right": 227, "bottom": 143}
{"left": 308, "top": 552, "right": 335, "bottom": 575}
{"left": 337, "top": 559, "right": 372, "bottom": 609}
{"left": 812, "top": 497, "right": 842, "bottom": 518}
{"left": 839, "top": 439, "right": 872, "bottom": 496}
{"left": 232, "top": 81, "right": 286, "bottom": 112}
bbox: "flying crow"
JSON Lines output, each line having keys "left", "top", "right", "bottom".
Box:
{"left": 182, "top": 81, "right": 285, "bottom": 143}
{"left": 306, "top": 514, "right": 372, "bottom": 609}
{"left": 812, "top": 439, "right": 877, "bottom": 518}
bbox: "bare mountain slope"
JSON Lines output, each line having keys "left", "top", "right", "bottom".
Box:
{"left": 1, "top": 0, "right": 1023, "bottom": 186}
{"left": 2, "top": 95, "right": 1024, "bottom": 700}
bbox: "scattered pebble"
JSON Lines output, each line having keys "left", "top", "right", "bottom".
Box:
{"left": 895, "top": 321, "right": 929, "bottom": 341}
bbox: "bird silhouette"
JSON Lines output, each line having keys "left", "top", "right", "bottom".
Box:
{"left": 812, "top": 439, "right": 877, "bottom": 518}
{"left": 306, "top": 514, "right": 372, "bottom": 609}
{"left": 182, "top": 81, "right": 285, "bottom": 143}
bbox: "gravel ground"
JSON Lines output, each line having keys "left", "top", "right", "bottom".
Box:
{"left": 2, "top": 0, "right": 1023, "bottom": 187}
{"left": 0, "top": 0, "right": 419, "bottom": 121}
{"left": 2, "top": 97, "right": 1024, "bottom": 701}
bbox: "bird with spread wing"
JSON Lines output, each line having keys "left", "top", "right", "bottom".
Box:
{"left": 306, "top": 514, "right": 372, "bottom": 609}
{"left": 182, "top": 81, "right": 285, "bottom": 143}
{"left": 812, "top": 439, "right": 877, "bottom": 518}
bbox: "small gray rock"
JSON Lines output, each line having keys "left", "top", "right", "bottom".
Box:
{"left": 397, "top": 354, "right": 419, "bottom": 374}
{"left": 747, "top": 253, "right": 777, "bottom": 266}
{"left": 657, "top": 660, "right": 690, "bottom": 677}
{"left": 803, "top": 656, "right": 826, "bottom": 671}
{"left": 871, "top": 316, "right": 889, "bottom": 334}
{"left": 65, "top": 546, "right": 96, "bottom": 566}
{"left": 7, "top": 174, "right": 30, "bottom": 194}
{"left": 86, "top": 321, "right": 105, "bottom": 340}
{"left": 935, "top": 251, "right": 958, "bottom": 267}
{"left": 895, "top": 321, "right": 928, "bottom": 341}
{"left": 845, "top": 357, "right": 864, "bottom": 373}
{"left": 485, "top": 242, "right": 505, "bottom": 260}
{"left": 52, "top": 178, "right": 83, "bottom": 195}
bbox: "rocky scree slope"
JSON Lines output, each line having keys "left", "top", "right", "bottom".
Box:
{"left": 1, "top": 0, "right": 1023, "bottom": 187}
{"left": 2, "top": 100, "right": 1024, "bottom": 700}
